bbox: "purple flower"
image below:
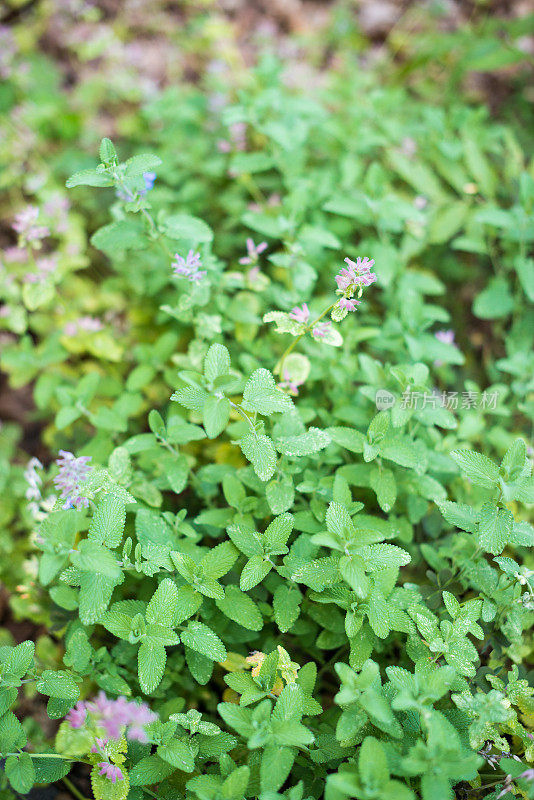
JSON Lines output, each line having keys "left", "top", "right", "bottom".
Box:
{"left": 98, "top": 763, "right": 124, "bottom": 783}
{"left": 312, "top": 322, "right": 331, "bottom": 340}
{"left": 12, "top": 206, "right": 49, "bottom": 243}
{"left": 172, "top": 250, "right": 206, "bottom": 283}
{"left": 53, "top": 450, "right": 92, "bottom": 510}
{"left": 66, "top": 702, "right": 87, "bottom": 729}
{"left": 140, "top": 172, "right": 156, "bottom": 195}
{"left": 239, "top": 238, "right": 267, "bottom": 265}
{"left": 338, "top": 297, "right": 360, "bottom": 312}
{"left": 435, "top": 329, "right": 455, "bottom": 345}
{"left": 289, "top": 303, "right": 310, "bottom": 324}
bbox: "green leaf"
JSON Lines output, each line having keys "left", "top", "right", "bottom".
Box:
{"left": 478, "top": 504, "right": 513, "bottom": 555}
{"left": 163, "top": 213, "right": 213, "bottom": 243}
{"left": 242, "top": 368, "right": 294, "bottom": 416}
{"left": 123, "top": 153, "right": 162, "bottom": 177}
{"left": 273, "top": 584, "right": 302, "bottom": 632}
{"left": 180, "top": 621, "right": 227, "bottom": 661}
{"left": 146, "top": 578, "right": 179, "bottom": 626}
{"left": 451, "top": 449, "right": 500, "bottom": 488}
{"left": 240, "top": 555, "right": 272, "bottom": 590}
{"left": 204, "top": 343, "right": 231, "bottom": 382}
{"left": 240, "top": 433, "right": 277, "bottom": 482}
{"left": 201, "top": 541, "right": 239, "bottom": 579}
{"left": 203, "top": 395, "right": 231, "bottom": 439}
{"left": 276, "top": 428, "right": 331, "bottom": 457}
{"left": 91, "top": 220, "right": 146, "bottom": 255}
{"left": 175, "top": 585, "right": 203, "bottom": 624}
{"left": 2, "top": 640, "right": 35, "bottom": 679}
{"left": 72, "top": 540, "right": 122, "bottom": 580}
{"left": 129, "top": 755, "right": 176, "bottom": 786}
{"left": 437, "top": 501, "right": 479, "bottom": 533}
{"left": 358, "top": 737, "right": 389, "bottom": 789}
{"left": 138, "top": 640, "right": 167, "bottom": 694}
{"left": 473, "top": 276, "right": 514, "bottom": 320}
{"left": 66, "top": 169, "right": 114, "bottom": 188}
{"left": 266, "top": 475, "right": 294, "bottom": 514}
{"left": 368, "top": 592, "right": 390, "bottom": 639}
{"left": 260, "top": 746, "right": 295, "bottom": 792}
{"left": 101, "top": 611, "right": 133, "bottom": 640}
{"left": 157, "top": 738, "right": 195, "bottom": 772}
{"left": 88, "top": 493, "right": 126, "bottom": 548}
{"left": 370, "top": 467, "right": 397, "bottom": 513}
{"left": 99, "top": 137, "right": 117, "bottom": 163}
{"left": 78, "top": 572, "right": 119, "bottom": 624}
{"left": 328, "top": 426, "right": 366, "bottom": 453}
{"left": 216, "top": 585, "right": 263, "bottom": 631}
{"left": 5, "top": 753, "right": 35, "bottom": 794}
{"left": 36, "top": 670, "right": 80, "bottom": 701}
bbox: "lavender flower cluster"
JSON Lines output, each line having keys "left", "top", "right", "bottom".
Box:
{"left": 53, "top": 450, "right": 92, "bottom": 510}
{"left": 172, "top": 249, "right": 206, "bottom": 283}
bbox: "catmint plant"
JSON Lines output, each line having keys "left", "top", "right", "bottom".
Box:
{"left": 0, "top": 12, "right": 533, "bottom": 796}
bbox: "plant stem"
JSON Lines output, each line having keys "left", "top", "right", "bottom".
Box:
{"left": 62, "top": 776, "right": 89, "bottom": 800}
{"left": 229, "top": 399, "right": 256, "bottom": 434}
{"left": 276, "top": 302, "right": 337, "bottom": 377}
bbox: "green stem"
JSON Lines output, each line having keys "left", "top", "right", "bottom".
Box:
{"left": 3, "top": 753, "right": 79, "bottom": 760}
{"left": 62, "top": 776, "right": 89, "bottom": 800}
{"left": 276, "top": 301, "right": 337, "bottom": 377}
{"left": 112, "top": 172, "right": 174, "bottom": 259}
{"left": 229, "top": 400, "right": 256, "bottom": 434}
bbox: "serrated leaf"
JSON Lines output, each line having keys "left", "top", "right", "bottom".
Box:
{"left": 88, "top": 493, "right": 126, "bottom": 548}
{"left": 157, "top": 739, "right": 195, "bottom": 772}
{"left": 123, "top": 153, "right": 162, "bottom": 177}
{"left": 146, "top": 578, "right": 179, "bottom": 626}
{"left": 204, "top": 343, "right": 231, "bottom": 383}
{"left": 240, "top": 555, "right": 272, "bottom": 590}
{"left": 5, "top": 753, "right": 35, "bottom": 794}
{"left": 216, "top": 585, "right": 263, "bottom": 631}
{"left": 273, "top": 584, "right": 302, "bottom": 632}
{"left": 242, "top": 368, "right": 294, "bottom": 416}
{"left": 180, "top": 622, "right": 227, "bottom": 661}
{"left": 138, "top": 640, "right": 167, "bottom": 694}
{"left": 478, "top": 504, "right": 513, "bottom": 555}
{"left": 276, "top": 427, "right": 331, "bottom": 457}
{"left": 36, "top": 670, "right": 80, "bottom": 701}
{"left": 451, "top": 449, "right": 500, "bottom": 488}
{"left": 240, "top": 433, "right": 277, "bottom": 481}
{"left": 328, "top": 427, "right": 366, "bottom": 453}
{"left": 203, "top": 395, "right": 230, "bottom": 439}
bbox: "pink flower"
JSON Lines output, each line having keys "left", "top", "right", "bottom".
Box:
{"left": 66, "top": 702, "right": 87, "bottom": 729}
{"left": 12, "top": 206, "right": 49, "bottom": 243}
{"left": 98, "top": 763, "right": 124, "bottom": 783}
{"left": 335, "top": 267, "right": 355, "bottom": 292}
{"left": 312, "top": 322, "right": 331, "bottom": 340}
{"left": 338, "top": 257, "right": 377, "bottom": 291}
{"left": 338, "top": 297, "right": 360, "bottom": 312}
{"left": 278, "top": 370, "right": 303, "bottom": 396}
{"left": 91, "top": 738, "right": 109, "bottom": 753}
{"left": 435, "top": 329, "right": 455, "bottom": 345}
{"left": 67, "top": 692, "right": 157, "bottom": 743}
{"left": 239, "top": 238, "right": 267, "bottom": 265}
{"left": 289, "top": 303, "right": 310, "bottom": 324}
